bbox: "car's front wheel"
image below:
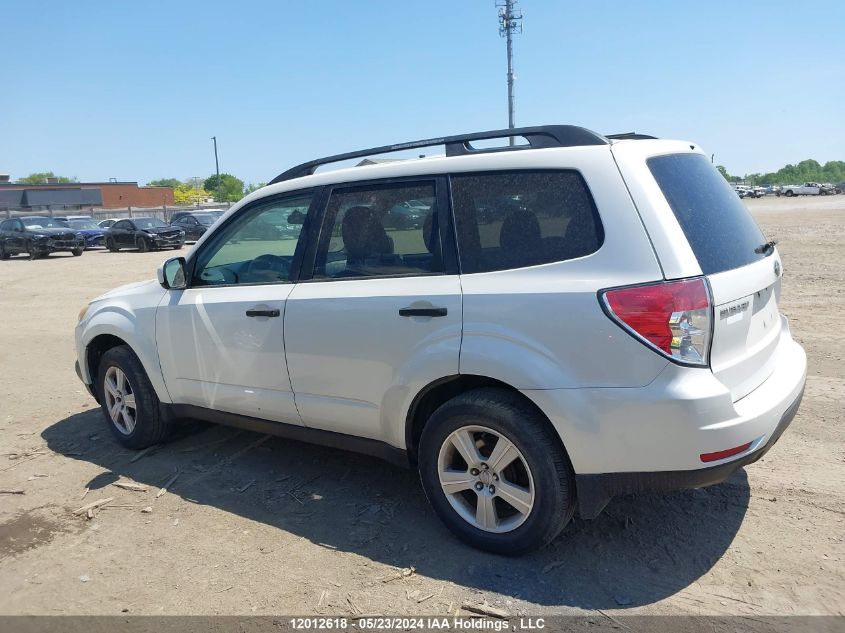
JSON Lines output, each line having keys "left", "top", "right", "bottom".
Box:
{"left": 106, "top": 237, "right": 119, "bottom": 252}
{"left": 97, "top": 345, "right": 169, "bottom": 449}
{"left": 419, "top": 388, "right": 575, "bottom": 555}
{"left": 72, "top": 247, "right": 84, "bottom": 257}
{"left": 136, "top": 237, "right": 150, "bottom": 252}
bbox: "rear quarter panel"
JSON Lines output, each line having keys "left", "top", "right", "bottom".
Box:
{"left": 458, "top": 146, "right": 669, "bottom": 389}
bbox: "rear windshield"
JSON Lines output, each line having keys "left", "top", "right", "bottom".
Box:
{"left": 648, "top": 153, "right": 767, "bottom": 275}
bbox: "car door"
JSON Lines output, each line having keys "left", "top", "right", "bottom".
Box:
{"left": 284, "top": 177, "right": 462, "bottom": 445}
{"left": 111, "top": 220, "right": 130, "bottom": 246}
{"left": 180, "top": 216, "right": 199, "bottom": 240}
{"left": 155, "top": 190, "right": 317, "bottom": 423}
{"left": 9, "top": 220, "right": 26, "bottom": 252}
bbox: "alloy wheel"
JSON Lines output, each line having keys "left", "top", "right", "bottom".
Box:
{"left": 437, "top": 425, "right": 535, "bottom": 533}
{"left": 103, "top": 366, "right": 137, "bottom": 435}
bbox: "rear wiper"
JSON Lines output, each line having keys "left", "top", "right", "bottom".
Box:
{"left": 754, "top": 239, "right": 778, "bottom": 255}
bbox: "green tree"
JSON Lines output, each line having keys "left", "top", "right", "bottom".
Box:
{"left": 716, "top": 165, "right": 739, "bottom": 182}
{"left": 17, "top": 171, "right": 78, "bottom": 184}
{"left": 244, "top": 182, "right": 267, "bottom": 195}
{"left": 147, "top": 178, "right": 182, "bottom": 188}
{"left": 203, "top": 173, "right": 245, "bottom": 202}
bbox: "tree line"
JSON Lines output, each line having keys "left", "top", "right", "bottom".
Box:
{"left": 717, "top": 159, "right": 845, "bottom": 185}
{"left": 146, "top": 175, "right": 266, "bottom": 205}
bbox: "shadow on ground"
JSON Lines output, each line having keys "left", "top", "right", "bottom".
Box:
{"left": 43, "top": 410, "right": 750, "bottom": 609}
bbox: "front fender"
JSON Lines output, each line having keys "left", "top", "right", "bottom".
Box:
{"left": 76, "top": 289, "right": 171, "bottom": 403}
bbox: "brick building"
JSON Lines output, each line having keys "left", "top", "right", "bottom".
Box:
{"left": 0, "top": 181, "right": 175, "bottom": 211}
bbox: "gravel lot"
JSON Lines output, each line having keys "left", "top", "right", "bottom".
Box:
{"left": 0, "top": 195, "right": 842, "bottom": 617}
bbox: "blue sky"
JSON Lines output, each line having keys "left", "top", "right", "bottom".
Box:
{"left": 3, "top": 0, "right": 843, "bottom": 185}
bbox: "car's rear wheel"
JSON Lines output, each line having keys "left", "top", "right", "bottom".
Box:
{"left": 136, "top": 236, "right": 150, "bottom": 252}
{"left": 0, "top": 243, "right": 9, "bottom": 260}
{"left": 418, "top": 388, "right": 575, "bottom": 555}
{"left": 97, "top": 345, "right": 169, "bottom": 449}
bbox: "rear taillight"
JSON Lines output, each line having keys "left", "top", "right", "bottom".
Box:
{"left": 601, "top": 277, "right": 712, "bottom": 366}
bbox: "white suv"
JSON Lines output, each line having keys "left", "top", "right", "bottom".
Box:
{"left": 74, "top": 126, "right": 806, "bottom": 554}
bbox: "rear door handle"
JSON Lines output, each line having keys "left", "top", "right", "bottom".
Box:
{"left": 399, "top": 307, "right": 447, "bottom": 317}
{"left": 245, "top": 308, "right": 280, "bottom": 318}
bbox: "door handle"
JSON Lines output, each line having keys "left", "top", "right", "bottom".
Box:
{"left": 399, "top": 307, "right": 447, "bottom": 317}
{"left": 245, "top": 308, "right": 280, "bottom": 318}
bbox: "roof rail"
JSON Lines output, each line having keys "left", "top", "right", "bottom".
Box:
{"left": 605, "top": 132, "right": 657, "bottom": 140}
{"left": 268, "top": 125, "right": 608, "bottom": 184}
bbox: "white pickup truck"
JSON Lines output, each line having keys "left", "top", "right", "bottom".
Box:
{"left": 780, "top": 182, "right": 822, "bottom": 197}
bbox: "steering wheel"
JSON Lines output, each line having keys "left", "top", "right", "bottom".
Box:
{"left": 246, "top": 254, "right": 290, "bottom": 282}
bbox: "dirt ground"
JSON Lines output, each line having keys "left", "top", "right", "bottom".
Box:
{"left": 0, "top": 195, "right": 843, "bottom": 617}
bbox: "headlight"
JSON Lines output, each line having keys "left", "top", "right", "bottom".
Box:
{"left": 78, "top": 304, "right": 90, "bottom": 323}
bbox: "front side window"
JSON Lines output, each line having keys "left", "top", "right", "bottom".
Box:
{"left": 113, "top": 220, "right": 131, "bottom": 230}
{"left": 450, "top": 171, "right": 603, "bottom": 273}
{"left": 313, "top": 181, "right": 442, "bottom": 280}
{"left": 192, "top": 193, "right": 312, "bottom": 286}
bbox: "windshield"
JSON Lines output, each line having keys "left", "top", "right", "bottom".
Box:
{"left": 134, "top": 218, "right": 167, "bottom": 229}
{"left": 22, "top": 217, "right": 66, "bottom": 229}
{"left": 69, "top": 220, "right": 99, "bottom": 230}
{"left": 194, "top": 214, "right": 217, "bottom": 225}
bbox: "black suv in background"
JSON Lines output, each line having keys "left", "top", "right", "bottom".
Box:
{"left": 0, "top": 216, "right": 85, "bottom": 259}
{"left": 105, "top": 217, "right": 185, "bottom": 252}
{"left": 169, "top": 212, "right": 220, "bottom": 242}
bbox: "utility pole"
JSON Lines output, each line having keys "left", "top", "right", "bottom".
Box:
{"left": 211, "top": 136, "right": 221, "bottom": 203}
{"left": 497, "top": 0, "right": 523, "bottom": 144}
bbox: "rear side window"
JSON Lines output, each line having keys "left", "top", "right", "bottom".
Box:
{"left": 648, "top": 153, "right": 767, "bottom": 275}
{"left": 450, "top": 171, "right": 603, "bottom": 273}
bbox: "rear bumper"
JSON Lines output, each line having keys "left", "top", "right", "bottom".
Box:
{"left": 523, "top": 318, "right": 807, "bottom": 518}
{"left": 574, "top": 383, "right": 804, "bottom": 518}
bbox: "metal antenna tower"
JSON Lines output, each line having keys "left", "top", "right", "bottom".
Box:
{"left": 497, "top": 0, "right": 523, "bottom": 144}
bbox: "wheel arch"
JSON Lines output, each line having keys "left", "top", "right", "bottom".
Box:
{"left": 404, "top": 374, "right": 571, "bottom": 468}
{"left": 81, "top": 314, "right": 172, "bottom": 404}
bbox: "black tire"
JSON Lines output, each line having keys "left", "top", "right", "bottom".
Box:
{"left": 174, "top": 243, "right": 183, "bottom": 250}
{"left": 0, "top": 243, "right": 9, "bottom": 260}
{"left": 785, "top": 190, "right": 794, "bottom": 197}
{"left": 418, "top": 387, "right": 575, "bottom": 555}
{"left": 27, "top": 243, "right": 42, "bottom": 260}
{"left": 96, "top": 345, "right": 169, "bottom": 449}
{"left": 72, "top": 247, "right": 84, "bottom": 257}
{"left": 106, "top": 237, "right": 119, "bottom": 252}
{"left": 136, "top": 236, "right": 150, "bottom": 252}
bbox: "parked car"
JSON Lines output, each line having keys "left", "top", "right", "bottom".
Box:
{"left": 837, "top": 182, "right": 845, "bottom": 194}
{"left": 820, "top": 183, "right": 837, "bottom": 196}
{"left": 0, "top": 216, "right": 85, "bottom": 259}
{"left": 733, "top": 185, "right": 750, "bottom": 199}
{"left": 98, "top": 218, "right": 119, "bottom": 229}
{"left": 169, "top": 209, "right": 225, "bottom": 224}
{"left": 780, "top": 182, "right": 822, "bottom": 197}
{"left": 105, "top": 217, "right": 185, "bottom": 252}
{"left": 170, "top": 212, "right": 220, "bottom": 242}
{"left": 61, "top": 217, "right": 107, "bottom": 249}
{"left": 74, "top": 125, "right": 806, "bottom": 554}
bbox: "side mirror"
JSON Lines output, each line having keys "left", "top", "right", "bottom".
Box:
{"left": 158, "top": 257, "right": 187, "bottom": 289}
{"left": 287, "top": 210, "right": 306, "bottom": 225}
